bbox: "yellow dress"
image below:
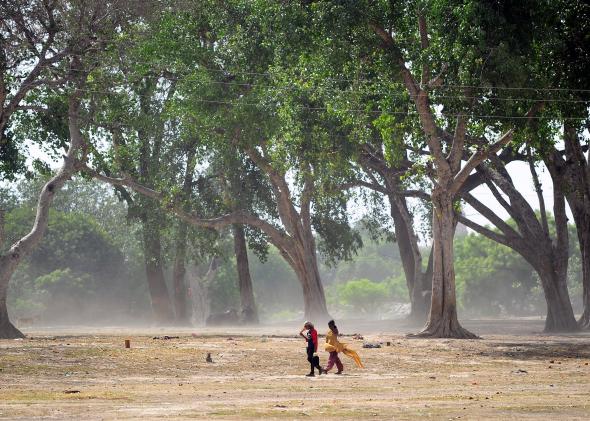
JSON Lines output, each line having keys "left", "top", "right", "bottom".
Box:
{"left": 324, "top": 329, "right": 364, "bottom": 368}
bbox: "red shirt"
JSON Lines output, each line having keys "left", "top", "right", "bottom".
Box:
{"left": 307, "top": 328, "right": 318, "bottom": 352}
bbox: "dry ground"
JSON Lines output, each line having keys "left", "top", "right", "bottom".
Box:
{"left": 1, "top": 320, "right": 590, "bottom": 420}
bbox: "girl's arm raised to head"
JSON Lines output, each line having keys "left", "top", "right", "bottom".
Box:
{"left": 299, "top": 328, "right": 307, "bottom": 340}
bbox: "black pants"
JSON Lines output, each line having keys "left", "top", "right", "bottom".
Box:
{"left": 307, "top": 347, "right": 321, "bottom": 373}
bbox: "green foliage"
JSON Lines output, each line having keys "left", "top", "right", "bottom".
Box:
{"left": 6, "top": 207, "right": 124, "bottom": 280}
{"left": 0, "top": 130, "right": 24, "bottom": 181}
{"left": 5, "top": 180, "right": 150, "bottom": 322}
{"left": 4, "top": 0, "right": 588, "bottom": 326}
{"left": 454, "top": 233, "right": 541, "bottom": 316}
{"left": 35, "top": 268, "right": 94, "bottom": 298}
{"left": 454, "top": 221, "right": 583, "bottom": 317}
{"left": 332, "top": 278, "right": 390, "bottom": 315}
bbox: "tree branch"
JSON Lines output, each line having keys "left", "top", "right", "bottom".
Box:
{"left": 448, "top": 113, "right": 467, "bottom": 173}
{"left": 460, "top": 192, "right": 520, "bottom": 240}
{"left": 81, "top": 164, "right": 298, "bottom": 263}
{"left": 527, "top": 147, "right": 549, "bottom": 237}
{"left": 450, "top": 128, "right": 513, "bottom": 195}
{"left": 455, "top": 214, "right": 511, "bottom": 248}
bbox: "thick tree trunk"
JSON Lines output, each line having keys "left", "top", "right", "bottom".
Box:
{"left": 543, "top": 150, "right": 579, "bottom": 332}
{"left": 297, "top": 264, "right": 330, "bottom": 322}
{"left": 578, "top": 227, "right": 590, "bottom": 329}
{"left": 142, "top": 216, "right": 174, "bottom": 324}
{"left": 172, "top": 222, "right": 190, "bottom": 325}
{"left": 232, "top": 224, "right": 258, "bottom": 324}
{"left": 558, "top": 123, "right": 590, "bottom": 328}
{"left": 298, "top": 210, "right": 331, "bottom": 322}
{"left": 172, "top": 146, "right": 196, "bottom": 325}
{"left": 282, "top": 232, "right": 329, "bottom": 322}
{"left": 387, "top": 194, "right": 429, "bottom": 323}
{"left": 563, "top": 193, "right": 590, "bottom": 329}
{"left": 0, "top": 262, "right": 25, "bottom": 339}
{"left": 416, "top": 191, "right": 477, "bottom": 338}
{"left": 537, "top": 262, "right": 579, "bottom": 332}
{"left": 187, "top": 258, "right": 218, "bottom": 325}
{"left": 410, "top": 252, "right": 433, "bottom": 323}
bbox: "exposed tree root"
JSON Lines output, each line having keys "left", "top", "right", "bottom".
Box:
{"left": 407, "top": 318, "right": 480, "bottom": 339}
{"left": 544, "top": 314, "right": 580, "bottom": 333}
{"left": 0, "top": 320, "right": 25, "bottom": 340}
{"left": 578, "top": 311, "right": 590, "bottom": 330}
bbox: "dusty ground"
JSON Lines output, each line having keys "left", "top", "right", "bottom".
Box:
{"left": 1, "top": 320, "right": 590, "bottom": 420}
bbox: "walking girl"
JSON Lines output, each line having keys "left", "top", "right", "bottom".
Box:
{"left": 324, "top": 319, "right": 344, "bottom": 374}
{"left": 299, "top": 321, "right": 324, "bottom": 377}
{"left": 323, "top": 319, "right": 364, "bottom": 373}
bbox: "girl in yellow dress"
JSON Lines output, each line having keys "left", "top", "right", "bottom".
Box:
{"left": 324, "top": 320, "right": 363, "bottom": 374}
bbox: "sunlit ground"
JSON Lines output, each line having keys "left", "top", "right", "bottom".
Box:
{"left": 1, "top": 319, "right": 589, "bottom": 420}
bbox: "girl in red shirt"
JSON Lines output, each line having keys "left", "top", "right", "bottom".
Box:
{"left": 299, "top": 321, "right": 324, "bottom": 376}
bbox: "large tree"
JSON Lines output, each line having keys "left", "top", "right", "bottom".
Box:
{"left": 301, "top": 0, "right": 545, "bottom": 337}
{"left": 458, "top": 151, "right": 579, "bottom": 332}
{"left": 81, "top": 3, "right": 365, "bottom": 321}
{"left": 0, "top": 0, "right": 131, "bottom": 338}
{"left": 533, "top": 0, "right": 590, "bottom": 328}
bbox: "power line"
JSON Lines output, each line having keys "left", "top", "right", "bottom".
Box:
{"left": 27, "top": 69, "right": 590, "bottom": 104}
{"left": 37, "top": 87, "right": 588, "bottom": 120}
{"left": 17, "top": 50, "right": 590, "bottom": 95}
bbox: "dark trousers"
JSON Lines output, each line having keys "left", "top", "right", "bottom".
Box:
{"left": 307, "top": 347, "right": 321, "bottom": 373}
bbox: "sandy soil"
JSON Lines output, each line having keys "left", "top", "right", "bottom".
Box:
{"left": 1, "top": 319, "right": 589, "bottom": 420}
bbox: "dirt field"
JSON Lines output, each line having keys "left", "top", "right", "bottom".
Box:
{"left": 1, "top": 320, "right": 589, "bottom": 420}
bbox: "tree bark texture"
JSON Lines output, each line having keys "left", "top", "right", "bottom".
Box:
{"left": 242, "top": 148, "right": 330, "bottom": 321}
{"left": 460, "top": 158, "right": 579, "bottom": 333}
{"left": 142, "top": 215, "right": 175, "bottom": 324}
{"left": 232, "top": 224, "right": 259, "bottom": 324}
{"left": 542, "top": 148, "right": 579, "bottom": 332}
{"left": 187, "top": 259, "right": 219, "bottom": 325}
{"left": 561, "top": 124, "right": 590, "bottom": 329}
{"left": 387, "top": 192, "right": 431, "bottom": 323}
{"left": 0, "top": 275, "right": 24, "bottom": 339}
{"left": 274, "top": 212, "right": 330, "bottom": 322}
{"left": 416, "top": 191, "right": 478, "bottom": 338}
{"left": 172, "top": 221, "right": 190, "bottom": 325}
{"left": 537, "top": 262, "right": 578, "bottom": 332}
{"left": 171, "top": 146, "right": 197, "bottom": 325}
{"left": 577, "top": 228, "right": 590, "bottom": 329}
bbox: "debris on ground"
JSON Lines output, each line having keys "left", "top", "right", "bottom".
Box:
{"left": 152, "top": 336, "right": 180, "bottom": 340}
{"left": 362, "top": 342, "right": 381, "bottom": 349}
{"left": 63, "top": 390, "right": 80, "bottom": 394}
{"left": 206, "top": 352, "right": 213, "bottom": 363}
{"left": 352, "top": 334, "right": 364, "bottom": 340}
